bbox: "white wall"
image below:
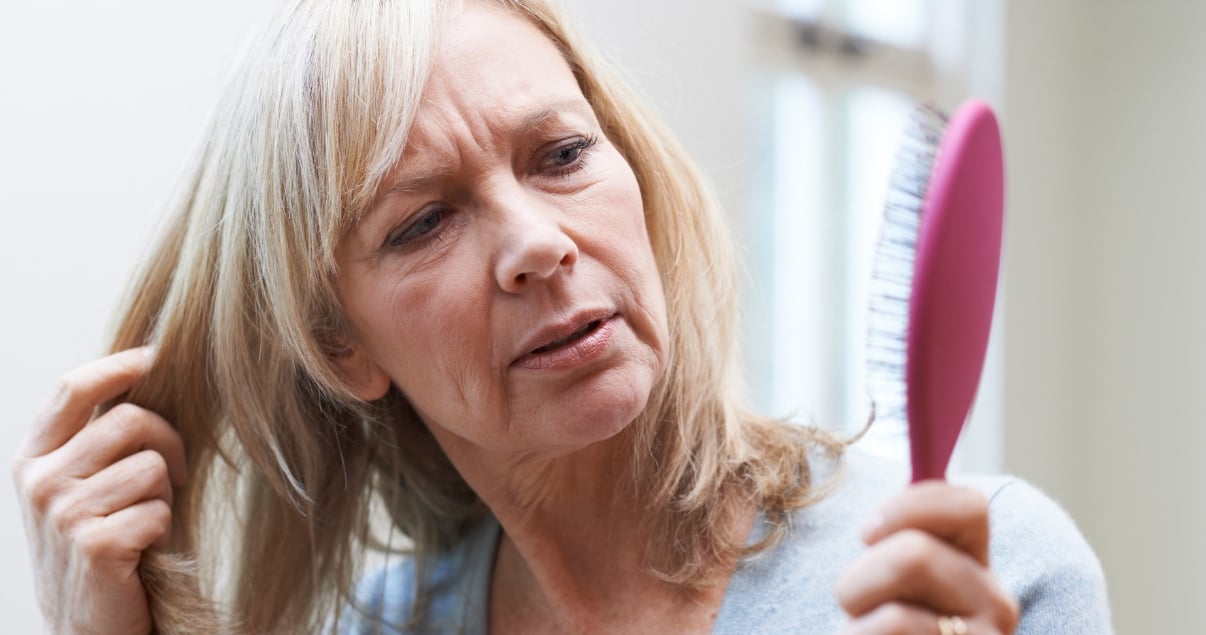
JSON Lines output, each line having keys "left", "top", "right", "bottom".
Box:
{"left": 1003, "top": 2, "right": 1206, "bottom": 632}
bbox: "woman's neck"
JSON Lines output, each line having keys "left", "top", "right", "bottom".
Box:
{"left": 428, "top": 425, "right": 756, "bottom": 633}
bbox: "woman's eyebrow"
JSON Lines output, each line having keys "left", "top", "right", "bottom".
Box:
{"left": 360, "top": 168, "right": 450, "bottom": 233}
{"left": 381, "top": 169, "right": 452, "bottom": 197}
{"left": 517, "top": 99, "right": 594, "bottom": 131}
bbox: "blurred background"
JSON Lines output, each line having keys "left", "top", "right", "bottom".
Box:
{"left": 1, "top": 0, "right": 1202, "bottom": 632}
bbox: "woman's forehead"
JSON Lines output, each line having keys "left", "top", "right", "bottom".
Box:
{"left": 429, "top": 2, "right": 575, "bottom": 95}
{"left": 379, "top": 3, "right": 593, "bottom": 177}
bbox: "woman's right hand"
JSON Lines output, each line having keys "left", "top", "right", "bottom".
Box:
{"left": 11, "top": 347, "right": 187, "bottom": 635}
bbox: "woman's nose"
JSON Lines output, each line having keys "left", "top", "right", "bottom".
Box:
{"left": 493, "top": 199, "right": 579, "bottom": 294}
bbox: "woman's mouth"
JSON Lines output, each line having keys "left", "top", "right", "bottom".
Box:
{"left": 530, "top": 320, "right": 601, "bottom": 354}
{"left": 514, "top": 314, "right": 617, "bottom": 371}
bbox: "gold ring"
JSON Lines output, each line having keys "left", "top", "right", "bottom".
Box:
{"left": 938, "top": 615, "right": 968, "bottom": 635}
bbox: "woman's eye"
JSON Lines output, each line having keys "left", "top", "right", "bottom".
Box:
{"left": 386, "top": 207, "right": 446, "bottom": 249}
{"left": 541, "top": 135, "right": 597, "bottom": 176}
{"left": 552, "top": 144, "right": 583, "bottom": 165}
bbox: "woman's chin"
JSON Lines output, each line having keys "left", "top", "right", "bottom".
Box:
{"left": 526, "top": 366, "right": 656, "bottom": 452}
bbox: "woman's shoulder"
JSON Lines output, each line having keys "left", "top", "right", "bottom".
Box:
{"left": 960, "top": 473, "right": 1114, "bottom": 633}
{"left": 716, "top": 449, "right": 1112, "bottom": 633}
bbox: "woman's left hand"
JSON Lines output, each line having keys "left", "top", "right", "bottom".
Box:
{"left": 834, "top": 481, "right": 1020, "bottom": 634}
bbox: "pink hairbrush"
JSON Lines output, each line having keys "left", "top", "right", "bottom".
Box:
{"left": 866, "top": 100, "right": 1005, "bottom": 482}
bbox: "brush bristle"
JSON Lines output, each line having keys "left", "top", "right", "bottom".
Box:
{"left": 865, "top": 103, "right": 949, "bottom": 427}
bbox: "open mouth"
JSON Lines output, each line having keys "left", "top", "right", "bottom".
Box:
{"left": 530, "top": 320, "right": 602, "bottom": 355}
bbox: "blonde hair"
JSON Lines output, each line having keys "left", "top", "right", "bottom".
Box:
{"left": 110, "top": 1, "right": 844, "bottom": 632}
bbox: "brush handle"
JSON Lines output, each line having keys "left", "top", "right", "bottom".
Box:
{"left": 907, "top": 100, "right": 1004, "bottom": 482}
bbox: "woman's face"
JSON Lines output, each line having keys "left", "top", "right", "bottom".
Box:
{"left": 335, "top": 2, "right": 668, "bottom": 459}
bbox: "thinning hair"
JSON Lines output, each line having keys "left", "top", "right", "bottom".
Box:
{"left": 110, "top": 1, "right": 845, "bottom": 632}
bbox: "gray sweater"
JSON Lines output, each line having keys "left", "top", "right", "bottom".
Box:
{"left": 343, "top": 451, "right": 1112, "bottom": 633}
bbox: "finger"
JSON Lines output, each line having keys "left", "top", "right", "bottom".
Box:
{"left": 838, "top": 603, "right": 948, "bottom": 635}
{"left": 53, "top": 450, "right": 174, "bottom": 526}
{"left": 78, "top": 498, "right": 173, "bottom": 568}
{"left": 51, "top": 403, "right": 187, "bottom": 488}
{"left": 836, "top": 528, "right": 997, "bottom": 618}
{"left": 21, "top": 347, "right": 156, "bottom": 457}
{"left": 862, "top": 481, "right": 990, "bottom": 565}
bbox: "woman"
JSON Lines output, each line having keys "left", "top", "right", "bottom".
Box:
{"left": 12, "top": 0, "right": 1110, "bottom": 633}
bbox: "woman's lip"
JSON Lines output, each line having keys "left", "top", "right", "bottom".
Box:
{"left": 512, "top": 315, "right": 617, "bottom": 371}
{"left": 515, "top": 309, "right": 617, "bottom": 357}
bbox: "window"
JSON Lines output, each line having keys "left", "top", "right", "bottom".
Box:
{"left": 743, "top": 0, "right": 1004, "bottom": 470}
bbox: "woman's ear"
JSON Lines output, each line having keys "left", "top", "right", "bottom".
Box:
{"left": 321, "top": 332, "right": 391, "bottom": 402}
